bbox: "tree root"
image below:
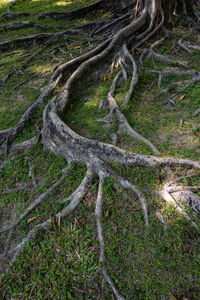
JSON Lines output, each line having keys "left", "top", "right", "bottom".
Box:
{"left": 38, "top": 1, "right": 104, "bottom": 20}
{"left": 161, "top": 174, "right": 200, "bottom": 218}
{"left": 159, "top": 189, "right": 198, "bottom": 229}
{"left": 0, "top": 68, "right": 23, "bottom": 89}
{"left": 0, "top": 168, "right": 93, "bottom": 263}
{"left": 93, "top": 11, "right": 132, "bottom": 38}
{"left": 146, "top": 48, "right": 188, "bottom": 67}
{"left": 0, "top": 155, "right": 19, "bottom": 172}
{"left": 172, "top": 191, "right": 200, "bottom": 217}
{"left": 193, "top": 3, "right": 200, "bottom": 23}
{"left": 1, "top": 12, "right": 30, "bottom": 20}
{"left": 1, "top": 1, "right": 200, "bottom": 298}
{"left": 117, "top": 176, "right": 149, "bottom": 227}
{"left": 155, "top": 211, "right": 167, "bottom": 230}
{"left": 27, "top": 157, "right": 37, "bottom": 188}
{"left": 159, "top": 172, "right": 200, "bottom": 229}
{"left": 165, "top": 73, "right": 200, "bottom": 108}
{"left": 0, "top": 29, "right": 81, "bottom": 52}
{"left": 193, "top": 107, "right": 200, "bottom": 117}
{"left": 178, "top": 38, "right": 194, "bottom": 54}
{"left": 0, "top": 74, "right": 60, "bottom": 146}
{"left": 95, "top": 176, "right": 125, "bottom": 300}
{"left": 105, "top": 90, "right": 160, "bottom": 154}
{"left": 0, "top": 172, "right": 67, "bottom": 234}
{"left": 2, "top": 135, "right": 40, "bottom": 155}
{"left": 98, "top": 44, "right": 160, "bottom": 154}
{"left": 2, "top": 184, "right": 32, "bottom": 195}
{"left": 1, "top": 21, "right": 34, "bottom": 31}
{"left": 122, "top": 43, "right": 138, "bottom": 105}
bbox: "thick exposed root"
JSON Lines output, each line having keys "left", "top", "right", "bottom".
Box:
{"left": 1, "top": 21, "right": 90, "bottom": 31}
{"left": 193, "top": 3, "right": 200, "bottom": 23}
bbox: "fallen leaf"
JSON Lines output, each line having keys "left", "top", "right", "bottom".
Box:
{"left": 105, "top": 209, "right": 109, "bottom": 217}
{"left": 160, "top": 153, "right": 168, "bottom": 157}
{"left": 135, "top": 48, "right": 142, "bottom": 55}
{"left": 34, "top": 123, "right": 40, "bottom": 130}
{"left": 78, "top": 217, "right": 85, "bottom": 225}
{"left": 169, "top": 291, "right": 178, "bottom": 300}
{"left": 179, "top": 95, "right": 185, "bottom": 100}
{"left": 52, "top": 215, "right": 57, "bottom": 229}
{"left": 196, "top": 132, "right": 200, "bottom": 137}
{"left": 52, "top": 180, "right": 58, "bottom": 183}
{"left": 27, "top": 216, "right": 37, "bottom": 225}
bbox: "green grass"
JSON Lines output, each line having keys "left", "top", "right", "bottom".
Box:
{"left": 104, "top": 191, "right": 200, "bottom": 299}
{"left": 12, "top": 0, "right": 97, "bottom": 14}
{"left": 1, "top": 219, "right": 100, "bottom": 299}
{"left": 0, "top": 1, "right": 200, "bottom": 299}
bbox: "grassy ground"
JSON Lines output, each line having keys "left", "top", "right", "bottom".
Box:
{"left": 0, "top": 1, "right": 200, "bottom": 299}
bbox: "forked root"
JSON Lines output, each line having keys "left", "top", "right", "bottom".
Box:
{"left": 99, "top": 49, "right": 160, "bottom": 155}
{"left": 117, "top": 176, "right": 149, "bottom": 227}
